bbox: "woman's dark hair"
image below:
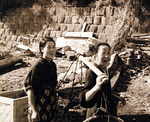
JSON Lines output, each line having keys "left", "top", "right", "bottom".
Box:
{"left": 39, "top": 37, "right": 55, "bottom": 54}
{"left": 95, "top": 42, "right": 111, "bottom": 54}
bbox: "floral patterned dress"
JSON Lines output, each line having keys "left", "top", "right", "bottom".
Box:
{"left": 35, "top": 85, "right": 56, "bottom": 122}
{"left": 24, "top": 58, "right": 58, "bottom": 122}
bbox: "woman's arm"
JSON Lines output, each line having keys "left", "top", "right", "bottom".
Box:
{"left": 27, "top": 89, "right": 40, "bottom": 121}
{"left": 85, "top": 85, "right": 100, "bottom": 102}
{"left": 85, "top": 74, "right": 109, "bottom": 102}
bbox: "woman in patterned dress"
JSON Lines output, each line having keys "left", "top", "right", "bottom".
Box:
{"left": 24, "top": 37, "right": 58, "bottom": 122}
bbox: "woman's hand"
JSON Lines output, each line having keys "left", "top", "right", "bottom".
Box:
{"left": 96, "top": 74, "right": 109, "bottom": 90}
{"left": 32, "top": 110, "right": 40, "bottom": 122}
{"left": 85, "top": 73, "right": 109, "bottom": 102}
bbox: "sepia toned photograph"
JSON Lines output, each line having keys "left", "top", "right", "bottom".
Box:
{"left": 0, "top": 0, "right": 150, "bottom": 121}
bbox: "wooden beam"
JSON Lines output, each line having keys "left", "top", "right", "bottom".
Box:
{"left": 131, "top": 33, "right": 150, "bottom": 37}
{"left": 127, "top": 38, "right": 150, "bottom": 44}
{"left": 65, "top": 32, "right": 93, "bottom": 38}
{"left": 79, "top": 56, "right": 104, "bottom": 76}
{"left": 17, "top": 44, "right": 37, "bottom": 53}
{"left": 79, "top": 54, "right": 122, "bottom": 90}
{"left": 0, "top": 56, "right": 22, "bottom": 70}
{"left": 81, "top": 22, "right": 87, "bottom": 32}
{"left": 79, "top": 56, "right": 108, "bottom": 88}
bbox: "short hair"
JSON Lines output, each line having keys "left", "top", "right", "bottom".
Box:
{"left": 39, "top": 37, "right": 55, "bottom": 54}
{"left": 95, "top": 42, "right": 111, "bottom": 54}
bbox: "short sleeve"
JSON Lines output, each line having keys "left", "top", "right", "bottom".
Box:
{"left": 24, "top": 61, "right": 40, "bottom": 93}
{"left": 24, "top": 71, "right": 33, "bottom": 92}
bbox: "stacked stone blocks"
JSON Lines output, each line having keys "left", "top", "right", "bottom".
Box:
{"left": 0, "top": 3, "right": 150, "bottom": 45}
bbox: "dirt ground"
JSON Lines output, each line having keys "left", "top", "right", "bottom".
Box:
{"left": 0, "top": 48, "right": 150, "bottom": 122}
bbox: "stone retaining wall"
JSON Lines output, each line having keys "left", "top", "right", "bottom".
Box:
{"left": 0, "top": 0, "right": 150, "bottom": 49}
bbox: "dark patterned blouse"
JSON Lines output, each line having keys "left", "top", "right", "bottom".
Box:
{"left": 24, "top": 58, "right": 58, "bottom": 122}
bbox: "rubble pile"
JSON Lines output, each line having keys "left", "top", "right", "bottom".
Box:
{"left": 119, "top": 48, "right": 150, "bottom": 70}
{"left": 118, "top": 33, "right": 150, "bottom": 77}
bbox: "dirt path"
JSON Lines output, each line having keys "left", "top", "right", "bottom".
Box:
{"left": 116, "top": 74, "right": 150, "bottom": 121}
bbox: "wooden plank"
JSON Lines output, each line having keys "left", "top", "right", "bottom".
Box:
{"left": 79, "top": 54, "right": 122, "bottom": 90}
{"left": 79, "top": 56, "right": 110, "bottom": 88}
{"left": 0, "top": 96, "right": 14, "bottom": 104}
{"left": 127, "top": 38, "right": 150, "bottom": 44}
{"left": 65, "top": 32, "right": 93, "bottom": 38}
{"left": 131, "top": 44, "right": 150, "bottom": 47}
{"left": 17, "top": 44, "right": 37, "bottom": 53}
{"left": 81, "top": 22, "right": 87, "bottom": 32}
{"left": 0, "top": 56, "right": 22, "bottom": 70}
{"left": 138, "top": 35, "right": 150, "bottom": 39}
{"left": 131, "top": 33, "right": 150, "bottom": 37}
{"left": 139, "top": 47, "right": 150, "bottom": 51}
{"left": 79, "top": 56, "right": 104, "bottom": 76}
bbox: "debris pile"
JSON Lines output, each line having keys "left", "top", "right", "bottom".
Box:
{"left": 120, "top": 33, "right": 150, "bottom": 76}
{"left": 119, "top": 48, "right": 150, "bottom": 69}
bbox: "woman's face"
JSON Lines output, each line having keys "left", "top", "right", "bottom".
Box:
{"left": 42, "top": 41, "right": 56, "bottom": 59}
{"left": 96, "top": 45, "right": 111, "bottom": 67}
